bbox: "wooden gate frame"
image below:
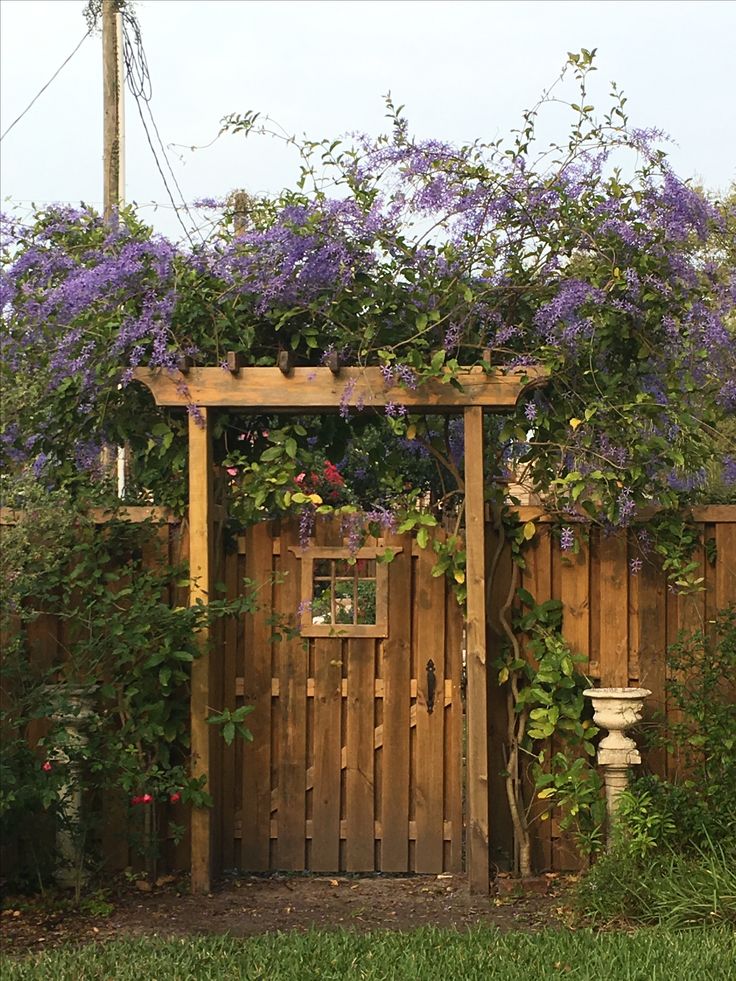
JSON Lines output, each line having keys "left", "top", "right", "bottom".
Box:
{"left": 133, "top": 363, "right": 547, "bottom": 893}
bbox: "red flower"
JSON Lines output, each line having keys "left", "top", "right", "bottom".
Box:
{"left": 324, "top": 461, "right": 344, "bottom": 486}
{"left": 131, "top": 795, "right": 142, "bottom": 805}
{"left": 141, "top": 793, "right": 153, "bottom": 804}
{"left": 42, "top": 760, "right": 53, "bottom": 772}
{"left": 169, "top": 792, "right": 181, "bottom": 804}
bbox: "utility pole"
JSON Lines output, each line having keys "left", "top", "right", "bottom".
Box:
{"left": 102, "top": 0, "right": 127, "bottom": 494}
{"left": 102, "top": 0, "right": 125, "bottom": 223}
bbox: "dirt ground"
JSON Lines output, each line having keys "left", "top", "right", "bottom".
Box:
{"left": 0, "top": 872, "right": 573, "bottom": 957}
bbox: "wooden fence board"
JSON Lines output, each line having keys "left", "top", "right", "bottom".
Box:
{"left": 380, "top": 532, "right": 413, "bottom": 871}
{"left": 560, "top": 534, "right": 590, "bottom": 665}
{"left": 310, "top": 637, "right": 342, "bottom": 871}
{"left": 345, "top": 637, "right": 376, "bottom": 871}
{"left": 414, "top": 542, "right": 446, "bottom": 872}
{"left": 715, "top": 522, "right": 736, "bottom": 608}
{"left": 635, "top": 555, "right": 668, "bottom": 777}
{"left": 598, "top": 533, "right": 629, "bottom": 686}
{"left": 273, "top": 522, "right": 307, "bottom": 870}
{"left": 240, "top": 522, "right": 274, "bottom": 870}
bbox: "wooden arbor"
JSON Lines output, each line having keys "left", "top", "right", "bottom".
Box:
{"left": 133, "top": 363, "right": 547, "bottom": 894}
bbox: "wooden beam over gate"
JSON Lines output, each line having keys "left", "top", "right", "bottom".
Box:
{"left": 133, "top": 362, "right": 548, "bottom": 895}
{"left": 133, "top": 365, "right": 547, "bottom": 411}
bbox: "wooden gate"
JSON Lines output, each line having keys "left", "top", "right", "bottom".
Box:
{"left": 217, "top": 518, "right": 465, "bottom": 874}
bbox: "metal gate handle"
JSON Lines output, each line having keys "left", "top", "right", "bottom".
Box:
{"left": 426, "top": 659, "right": 436, "bottom": 714}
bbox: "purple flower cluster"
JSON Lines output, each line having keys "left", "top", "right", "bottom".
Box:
{"left": 560, "top": 526, "right": 575, "bottom": 551}
{"left": 533, "top": 280, "right": 604, "bottom": 348}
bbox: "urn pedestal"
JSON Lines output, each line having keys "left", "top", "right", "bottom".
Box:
{"left": 583, "top": 687, "right": 651, "bottom": 844}
{"left": 48, "top": 688, "right": 95, "bottom": 888}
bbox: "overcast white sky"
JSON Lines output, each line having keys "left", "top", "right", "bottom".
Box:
{"left": 2, "top": 0, "right": 735, "bottom": 243}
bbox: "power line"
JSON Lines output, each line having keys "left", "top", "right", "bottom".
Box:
{"left": 0, "top": 31, "right": 91, "bottom": 143}
{"left": 120, "top": 8, "right": 203, "bottom": 246}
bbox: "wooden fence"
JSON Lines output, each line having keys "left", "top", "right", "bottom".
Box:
{"left": 487, "top": 505, "right": 736, "bottom": 871}
{"left": 3, "top": 505, "right": 735, "bottom": 878}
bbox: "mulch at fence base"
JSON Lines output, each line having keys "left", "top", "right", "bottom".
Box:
{"left": 0, "top": 873, "right": 571, "bottom": 957}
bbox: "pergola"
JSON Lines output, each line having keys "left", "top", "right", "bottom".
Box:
{"left": 133, "top": 362, "right": 547, "bottom": 893}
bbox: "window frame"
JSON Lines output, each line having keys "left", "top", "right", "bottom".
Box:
{"left": 289, "top": 545, "right": 400, "bottom": 638}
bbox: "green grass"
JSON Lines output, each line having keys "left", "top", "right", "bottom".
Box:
{"left": 2, "top": 926, "right": 735, "bottom": 981}
{"left": 575, "top": 841, "right": 736, "bottom": 928}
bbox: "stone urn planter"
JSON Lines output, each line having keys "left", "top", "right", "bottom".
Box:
{"left": 583, "top": 686, "right": 651, "bottom": 843}
{"left": 47, "top": 685, "right": 96, "bottom": 889}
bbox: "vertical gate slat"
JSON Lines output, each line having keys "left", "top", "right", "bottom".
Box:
{"left": 241, "top": 522, "right": 274, "bottom": 870}
{"left": 309, "top": 516, "right": 345, "bottom": 871}
{"left": 345, "top": 637, "right": 375, "bottom": 871}
{"left": 310, "top": 637, "right": 342, "bottom": 870}
{"left": 380, "top": 532, "right": 413, "bottom": 871}
{"left": 414, "top": 540, "right": 446, "bottom": 872}
{"left": 274, "top": 521, "right": 307, "bottom": 869}
{"left": 598, "top": 532, "right": 629, "bottom": 686}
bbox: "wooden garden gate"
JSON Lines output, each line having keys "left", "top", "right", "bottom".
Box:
{"left": 219, "top": 518, "right": 465, "bottom": 874}
{"left": 134, "top": 362, "right": 546, "bottom": 891}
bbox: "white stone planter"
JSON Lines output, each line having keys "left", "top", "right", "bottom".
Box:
{"left": 47, "top": 686, "right": 95, "bottom": 888}
{"left": 583, "top": 686, "right": 651, "bottom": 843}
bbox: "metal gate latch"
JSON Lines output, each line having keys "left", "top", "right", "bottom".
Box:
{"left": 426, "top": 659, "right": 436, "bottom": 714}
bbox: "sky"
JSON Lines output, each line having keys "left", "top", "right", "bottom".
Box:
{"left": 2, "top": 0, "right": 735, "bottom": 243}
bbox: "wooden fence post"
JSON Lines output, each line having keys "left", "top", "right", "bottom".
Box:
{"left": 464, "top": 406, "right": 490, "bottom": 893}
{"left": 188, "top": 408, "right": 215, "bottom": 893}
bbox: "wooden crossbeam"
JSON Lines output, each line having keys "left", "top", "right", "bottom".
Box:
{"left": 132, "top": 365, "right": 547, "bottom": 411}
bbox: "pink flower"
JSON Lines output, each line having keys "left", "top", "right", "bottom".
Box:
{"left": 42, "top": 760, "right": 53, "bottom": 772}
{"left": 226, "top": 467, "right": 238, "bottom": 477}
{"left": 141, "top": 793, "right": 153, "bottom": 804}
{"left": 295, "top": 472, "right": 306, "bottom": 484}
{"left": 169, "top": 791, "right": 181, "bottom": 804}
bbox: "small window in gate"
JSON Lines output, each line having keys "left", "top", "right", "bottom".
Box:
{"left": 290, "top": 546, "right": 399, "bottom": 638}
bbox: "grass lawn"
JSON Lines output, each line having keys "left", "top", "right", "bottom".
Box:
{"left": 2, "top": 926, "right": 735, "bottom": 980}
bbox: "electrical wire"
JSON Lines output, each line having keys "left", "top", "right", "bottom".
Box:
{"left": 0, "top": 30, "right": 91, "bottom": 143}
{"left": 120, "top": 8, "right": 203, "bottom": 246}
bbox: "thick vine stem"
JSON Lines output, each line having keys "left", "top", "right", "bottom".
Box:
{"left": 488, "top": 501, "right": 532, "bottom": 875}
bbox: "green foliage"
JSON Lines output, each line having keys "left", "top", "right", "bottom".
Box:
{"left": 207, "top": 705, "right": 255, "bottom": 747}
{"left": 0, "top": 500, "right": 254, "bottom": 890}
